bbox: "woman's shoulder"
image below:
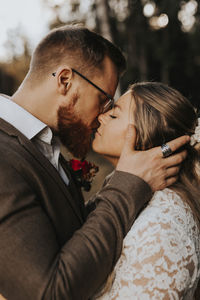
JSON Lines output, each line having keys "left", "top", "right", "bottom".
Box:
{"left": 126, "top": 188, "right": 200, "bottom": 247}
{"left": 122, "top": 188, "right": 200, "bottom": 292}
{"left": 143, "top": 188, "right": 195, "bottom": 223}
{"left": 110, "top": 188, "right": 200, "bottom": 300}
{"left": 151, "top": 188, "right": 189, "bottom": 210}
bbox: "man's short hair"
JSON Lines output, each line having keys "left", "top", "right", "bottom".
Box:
{"left": 30, "top": 24, "right": 126, "bottom": 80}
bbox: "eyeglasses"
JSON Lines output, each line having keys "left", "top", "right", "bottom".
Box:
{"left": 52, "top": 68, "right": 114, "bottom": 113}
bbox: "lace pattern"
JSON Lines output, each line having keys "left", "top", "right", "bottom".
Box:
{"left": 94, "top": 188, "right": 200, "bottom": 300}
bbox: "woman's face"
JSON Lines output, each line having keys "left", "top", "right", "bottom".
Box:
{"left": 92, "top": 91, "right": 135, "bottom": 160}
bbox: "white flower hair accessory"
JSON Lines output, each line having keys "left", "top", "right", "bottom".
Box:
{"left": 190, "top": 118, "right": 200, "bottom": 146}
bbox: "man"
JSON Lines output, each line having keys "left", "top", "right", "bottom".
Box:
{"left": 0, "top": 25, "right": 188, "bottom": 299}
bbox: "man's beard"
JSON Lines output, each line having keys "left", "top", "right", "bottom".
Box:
{"left": 56, "top": 95, "right": 93, "bottom": 159}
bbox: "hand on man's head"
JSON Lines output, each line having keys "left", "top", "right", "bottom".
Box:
{"left": 116, "top": 124, "right": 190, "bottom": 192}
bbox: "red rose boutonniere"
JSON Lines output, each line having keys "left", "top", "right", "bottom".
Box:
{"left": 68, "top": 159, "right": 99, "bottom": 191}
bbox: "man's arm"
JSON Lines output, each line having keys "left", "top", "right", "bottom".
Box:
{"left": 86, "top": 172, "right": 114, "bottom": 214}
{"left": 0, "top": 163, "right": 151, "bottom": 300}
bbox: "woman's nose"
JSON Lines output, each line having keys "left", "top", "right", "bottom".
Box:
{"left": 98, "top": 113, "right": 105, "bottom": 123}
{"left": 98, "top": 111, "right": 110, "bottom": 123}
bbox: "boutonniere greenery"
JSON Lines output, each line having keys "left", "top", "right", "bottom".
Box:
{"left": 68, "top": 159, "right": 99, "bottom": 191}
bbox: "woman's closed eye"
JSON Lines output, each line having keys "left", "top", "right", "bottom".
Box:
{"left": 109, "top": 114, "right": 117, "bottom": 119}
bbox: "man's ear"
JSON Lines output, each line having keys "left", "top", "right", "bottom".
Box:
{"left": 57, "top": 67, "right": 73, "bottom": 95}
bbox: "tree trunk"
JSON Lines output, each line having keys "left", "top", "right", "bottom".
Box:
{"left": 95, "top": 0, "right": 121, "bottom": 98}
{"left": 95, "top": 0, "right": 113, "bottom": 41}
{"left": 139, "top": 46, "right": 148, "bottom": 80}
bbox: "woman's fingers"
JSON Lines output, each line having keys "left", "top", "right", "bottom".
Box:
{"left": 159, "top": 135, "right": 190, "bottom": 157}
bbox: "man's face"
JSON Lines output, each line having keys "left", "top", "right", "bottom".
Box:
{"left": 57, "top": 99, "right": 91, "bottom": 158}
{"left": 56, "top": 57, "right": 118, "bottom": 158}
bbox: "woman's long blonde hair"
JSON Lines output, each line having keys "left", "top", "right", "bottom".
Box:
{"left": 130, "top": 82, "right": 200, "bottom": 224}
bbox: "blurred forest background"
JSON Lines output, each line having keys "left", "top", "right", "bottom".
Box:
{"left": 0, "top": 0, "right": 200, "bottom": 199}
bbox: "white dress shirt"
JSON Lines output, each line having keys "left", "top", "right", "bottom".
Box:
{"left": 0, "top": 95, "right": 69, "bottom": 185}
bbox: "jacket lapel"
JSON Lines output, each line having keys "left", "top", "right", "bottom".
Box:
{"left": 0, "top": 118, "right": 84, "bottom": 224}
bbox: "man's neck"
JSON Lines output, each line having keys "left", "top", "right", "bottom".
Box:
{"left": 11, "top": 85, "right": 57, "bottom": 129}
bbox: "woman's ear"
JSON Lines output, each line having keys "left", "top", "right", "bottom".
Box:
{"left": 57, "top": 67, "right": 73, "bottom": 95}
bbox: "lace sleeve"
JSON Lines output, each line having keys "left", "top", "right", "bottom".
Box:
{"left": 95, "top": 189, "right": 200, "bottom": 300}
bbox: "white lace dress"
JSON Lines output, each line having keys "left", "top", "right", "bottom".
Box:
{"left": 94, "top": 188, "right": 200, "bottom": 300}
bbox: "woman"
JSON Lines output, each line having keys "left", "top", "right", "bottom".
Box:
{"left": 92, "top": 82, "right": 200, "bottom": 299}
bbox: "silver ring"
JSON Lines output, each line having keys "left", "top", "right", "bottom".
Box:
{"left": 161, "top": 144, "right": 172, "bottom": 158}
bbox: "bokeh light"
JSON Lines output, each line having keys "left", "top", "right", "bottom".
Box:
{"left": 157, "top": 14, "right": 169, "bottom": 28}
{"left": 149, "top": 13, "right": 169, "bottom": 30}
{"left": 178, "top": 0, "right": 198, "bottom": 31}
{"left": 143, "top": 2, "right": 156, "bottom": 17}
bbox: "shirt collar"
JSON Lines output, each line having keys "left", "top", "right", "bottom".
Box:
{"left": 35, "top": 126, "right": 53, "bottom": 145}
{"left": 0, "top": 95, "right": 47, "bottom": 140}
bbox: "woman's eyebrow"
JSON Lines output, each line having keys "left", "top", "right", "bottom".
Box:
{"left": 113, "top": 104, "right": 121, "bottom": 110}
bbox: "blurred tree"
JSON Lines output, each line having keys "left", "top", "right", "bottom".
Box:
{"left": 0, "top": 67, "right": 16, "bottom": 95}
{"left": 95, "top": 0, "right": 113, "bottom": 41}
{"left": 0, "top": 28, "right": 31, "bottom": 94}
{"left": 42, "top": 0, "right": 95, "bottom": 29}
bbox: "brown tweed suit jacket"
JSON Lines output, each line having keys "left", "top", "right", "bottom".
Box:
{"left": 0, "top": 118, "right": 152, "bottom": 300}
